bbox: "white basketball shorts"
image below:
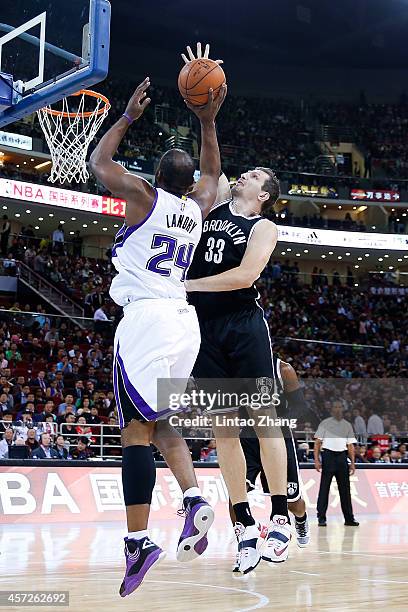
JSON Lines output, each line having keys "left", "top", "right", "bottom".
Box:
{"left": 113, "top": 298, "right": 200, "bottom": 426}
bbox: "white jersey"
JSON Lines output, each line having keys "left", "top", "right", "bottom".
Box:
{"left": 110, "top": 187, "right": 202, "bottom": 306}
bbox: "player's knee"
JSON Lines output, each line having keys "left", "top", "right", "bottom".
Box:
{"left": 121, "top": 419, "right": 154, "bottom": 447}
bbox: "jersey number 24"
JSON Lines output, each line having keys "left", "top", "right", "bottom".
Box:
{"left": 146, "top": 234, "right": 194, "bottom": 281}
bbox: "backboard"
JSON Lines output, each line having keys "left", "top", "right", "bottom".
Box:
{"left": 0, "top": 0, "right": 110, "bottom": 127}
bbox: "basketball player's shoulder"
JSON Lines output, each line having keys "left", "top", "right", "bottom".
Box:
{"left": 249, "top": 217, "right": 278, "bottom": 240}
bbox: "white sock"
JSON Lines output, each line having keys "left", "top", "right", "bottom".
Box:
{"left": 183, "top": 487, "right": 201, "bottom": 499}
{"left": 127, "top": 530, "right": 148, "bottom": 540}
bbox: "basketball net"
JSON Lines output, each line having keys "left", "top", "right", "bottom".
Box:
{"left": 37, "top": 90, "right": 110, "bottom": 184}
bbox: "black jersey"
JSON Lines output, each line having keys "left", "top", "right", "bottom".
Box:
{"left": 187, "top": 200, "right": 264, "bottom": 319}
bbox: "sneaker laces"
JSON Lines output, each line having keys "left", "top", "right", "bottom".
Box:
{"left": 296, "top": 520, "right": 308, "bottom": 538}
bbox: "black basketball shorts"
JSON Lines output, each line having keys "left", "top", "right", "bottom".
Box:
{"left": 241, "top": 432, "right": 302, "bottom": 502}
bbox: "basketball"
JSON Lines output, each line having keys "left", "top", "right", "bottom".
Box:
{"left": 178, "top": 58, "right": 226, "bottom": 106}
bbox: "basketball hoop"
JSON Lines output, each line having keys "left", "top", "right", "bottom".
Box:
{"left": 37, "top": 89, "right": 110, "bottom": 184}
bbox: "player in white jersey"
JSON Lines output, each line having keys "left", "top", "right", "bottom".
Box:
{"left": 90, "top": 69, "right": 226, "bottom": 596}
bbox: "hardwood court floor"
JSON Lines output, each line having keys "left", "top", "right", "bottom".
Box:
{"left": 1, "top": 514, "right": 408, "bottom": 611}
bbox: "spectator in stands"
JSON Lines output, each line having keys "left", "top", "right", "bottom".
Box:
{"left": 3, "top": 254, "right": 17, "bottom": 276}
{"left": 52, "top": 224, "right": 65, "bottom": 254}
{"left": 31, "top": 432, "right": 59, "bottom": 459}
{"left": 33, "top": 400, "right": 57, "bottom": 424}
{"left": 398, "top": 444, "right": 408, "bottom": 462}
{"left": 25, "top": 428, "right": 40, "bottom": 453}
{"left": 71, "top": 436, "right": 94, "bottom": 460}
{"left": 389, "top": 448, "right": 402, "bottom": 464}
{"left": 87, "top": 405, "right": 102, "bottom": 426}
{"left": 60, "top": 413, "right": 78, "bottom": 444}
{"left": 104, "top": 416, "right": 121, "bottom": 456}
{"left": 297, "top": 442, "right": 313, "bottom": 463}
{"left": 353, "top": 408, "right": 367, "bottom": 441}
{"left": 0, "top": 411, "right": 13, "bottom": 434}
{"left": 354, "top": 445, "right": 369, "bottom": 463}
{"left": 0, "top": 215, "right": 11, "bottom": 257}
{"left": 57, "top": 394, "right": 76, "bottom": 417}
{"left": 367, "top": 409, "right": 384, "bottom": 435}
{"left": 54, "top": 435, "right": 70, "bottom": 459}
{"left": 0, "top": 427, "right": 14, "bottom": 458}
{"left": 0, "top": 392, "right": 12, "bottom": 412}
{"left": 368, "top": 446, "right": 383, "bottom": 463}
{"left": 200, "top": 439, "right": 217, "bottom": 462}
{"left": 29, "top": 370, "right": 48, "bottom": 392}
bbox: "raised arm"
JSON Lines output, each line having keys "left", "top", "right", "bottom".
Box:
{"left": 89, "top": 78, "right": 156, "bottom": 226}
{"left": 186, "top": 219, "right": 277, "bottom": 292}
{"left": 216, "top": 172, "right": 232, "bottom": 204}
{"left": 187, "top": 87, "right": 227, "bottom": 218}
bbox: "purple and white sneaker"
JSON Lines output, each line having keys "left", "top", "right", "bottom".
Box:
{"left": 119, "top": 536, "right": 165, "bottom": 597}
{"left": 176, "top": 496, "right": 214, "bottom": 562}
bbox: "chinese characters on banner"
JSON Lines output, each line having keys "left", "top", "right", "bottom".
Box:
{"left": 288, "top": 184, "right": 338, "bottom": 198}
{"left": 350, "top": 189, "right": 400, "bottom": 202}
{"left": 1, "top": 466, "right": 408, "bottom": 524}
{"left": 0, "top": 178, "right": 127, "bottom": 218}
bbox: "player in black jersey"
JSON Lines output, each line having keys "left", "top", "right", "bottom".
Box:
{"left": 187, "top": 167, "right": 291, "bottom": 572}
{"left": 229, "top": 355, "right": 310, "bottom": 571}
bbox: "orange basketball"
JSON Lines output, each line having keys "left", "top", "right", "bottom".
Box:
{"left": 178, "top": 58, "right": 226, "bottom": 106}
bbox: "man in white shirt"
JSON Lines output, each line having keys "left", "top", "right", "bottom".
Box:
{"left": 353, "top": 408, "right": 367, "bottom": 443}
{"left": 93, "top": 304, "right": 109, "bottom": 321}
{"left": 314, "top": 401, "right": 359, "bottom": 527}
{"left": 367, "top": 409, "right": 384, "bottom": 436}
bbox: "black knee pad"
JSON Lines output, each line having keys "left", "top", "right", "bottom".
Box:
{"left": 122, "top": 445, "right": 156, "bottom": 506}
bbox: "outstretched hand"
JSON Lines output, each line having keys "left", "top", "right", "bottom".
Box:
{"left": 185, "top": 84, "right": 227, "bottom": 124}
{"left": 181, "top": 42, "right": 223, "bottom": 65}
{"left": 124, "top": 77, "right": 151, "bottom": 122}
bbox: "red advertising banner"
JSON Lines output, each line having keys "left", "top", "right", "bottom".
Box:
{"left": 350, "top": 189, "right": 400, "bottom": 202}
{"left": 0, "top": 466, "right": 407, "bottom": 524}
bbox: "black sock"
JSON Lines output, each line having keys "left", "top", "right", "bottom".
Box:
{"left": 270, "top": 495, "right": 289, "bottom": 521}
{"left": 295, "top": 512, "right": 307, "bottom": 523}
{"left": 233, "top": 502, "right": 255, "bottom": 527}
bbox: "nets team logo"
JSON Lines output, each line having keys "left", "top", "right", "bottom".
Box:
{"left": 288, "top": 482, "right": 298, "bottom": 497}
{"left": 256, "top": 377, "right": 274, "bottom": 395}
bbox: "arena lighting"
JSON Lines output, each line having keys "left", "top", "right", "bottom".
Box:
{"left": 392, "top": 208, "right": 395, "bottom": 212}
{"left": 48, "top": 213, "right": 53, "bottom": 217}
{"left": 113, "top": 224, "right": 119, "bottom": 228}
{"left": 102, "top": 227, "right": 108, "bottom": 231}
{"left": 384, "top": 254, "right": 389, "bottom": 258}
{"left": 357, "top": 256, "right": 363, "bottom": 260}
{"left": 2, "top": 205, "right": 7, "bottom": 209}
{"left": 345, "top": 252, "right": 350, "bottom": 256}
{"left": 34, "top": 161, "right": 52, "bottom": 170}
{"left": 69, "top": 231, "right": 74, "bottom": 235}
{"left": 398, "top": 258, "right": 403, "bottom": 262}
{"left": 403, "top": 213, "right": 407, "bottom": 217}
{"left": 59, "top": 220, "right": 65, "bottom": 224}
{"left": 296, "top": 253, "right": 301, "bottom": 257}
{"left": 15, "top": 213, "right": 20, "bottom": 217}
{"left": 83, "top": 224, "right": 88, "bottom": 227}
{"left": 378, "top": 258, "right": 384, "bottom": 262}
{"left": 23, "top": 161, "right": 27, "bottom": 165}
{"left": 354, "top": 283, "right": 359, "bottom": 287}
{"left": 321, "top": 255, "right": 326, "bottom": 258}
{"left": 38, "top": 217, "right": 43, "bottom": 221}
{"left": 280, "top": 199, "right": 288, "bottom": 204}
{"left": 71, "top": 217, "right": 76, "bottom": 221}
{"left": 354, "top": 265, "right": 359, "bottom": 268}
{"left": 280, "top": 213, "right": 286, "bottom": 218}
{"left": 303, "top": 249, "right": 308, "bottom": 253}
{"left": 338, "top": 205, "right": 342, "bottom": 209}
{"left": 389, "top": 266, "right": 394, "bottom": 270}
{"left": 93, "top": 220, "right": 98, "bottom": 224}
{"left": 30, "top": 158, "right": 34, "bottom": 162}
{"left": 286, "top": 248, "right": 292, "bottom": 252}
{"left": 25, "top": 209, "right": 31, "bottom": 213}
{"left": 34, "top": 226, "right": 39, "bottom": 230}
{"left": 328, "top": 251, "right": 334, "bottom": 255}
{"left": 352, "top": 206, "right": 357, "bottom": 210}
{"left": 16, "top": 164, "right": 20, "bottom": 168}
{"left": 404, "top": 255, "right": 408, "bottom": 259}
{"left": 364, "top": 253, "right": 370, "bottom": 257}
{"left": 281, "top": 251, "right": 286, "bottom": 255}
{"left": 372, "top": 226, "right": 376, "bottom": 229}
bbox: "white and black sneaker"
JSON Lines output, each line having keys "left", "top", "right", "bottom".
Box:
{"left": 262, "top": 515, "right": 292, "bottom": 563}
{"left": 295, "top": 517, "right": 310, "bottom": 548}
{"left": 234, "top": 522, "right": 263, "bottom": 574}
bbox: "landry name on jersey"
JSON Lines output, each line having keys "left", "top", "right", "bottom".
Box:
{"left": 188, "top": 200, "right": 263, "bottom": 318}
{"left": 110, "top": 188, "right": 202, "bottom": 306}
